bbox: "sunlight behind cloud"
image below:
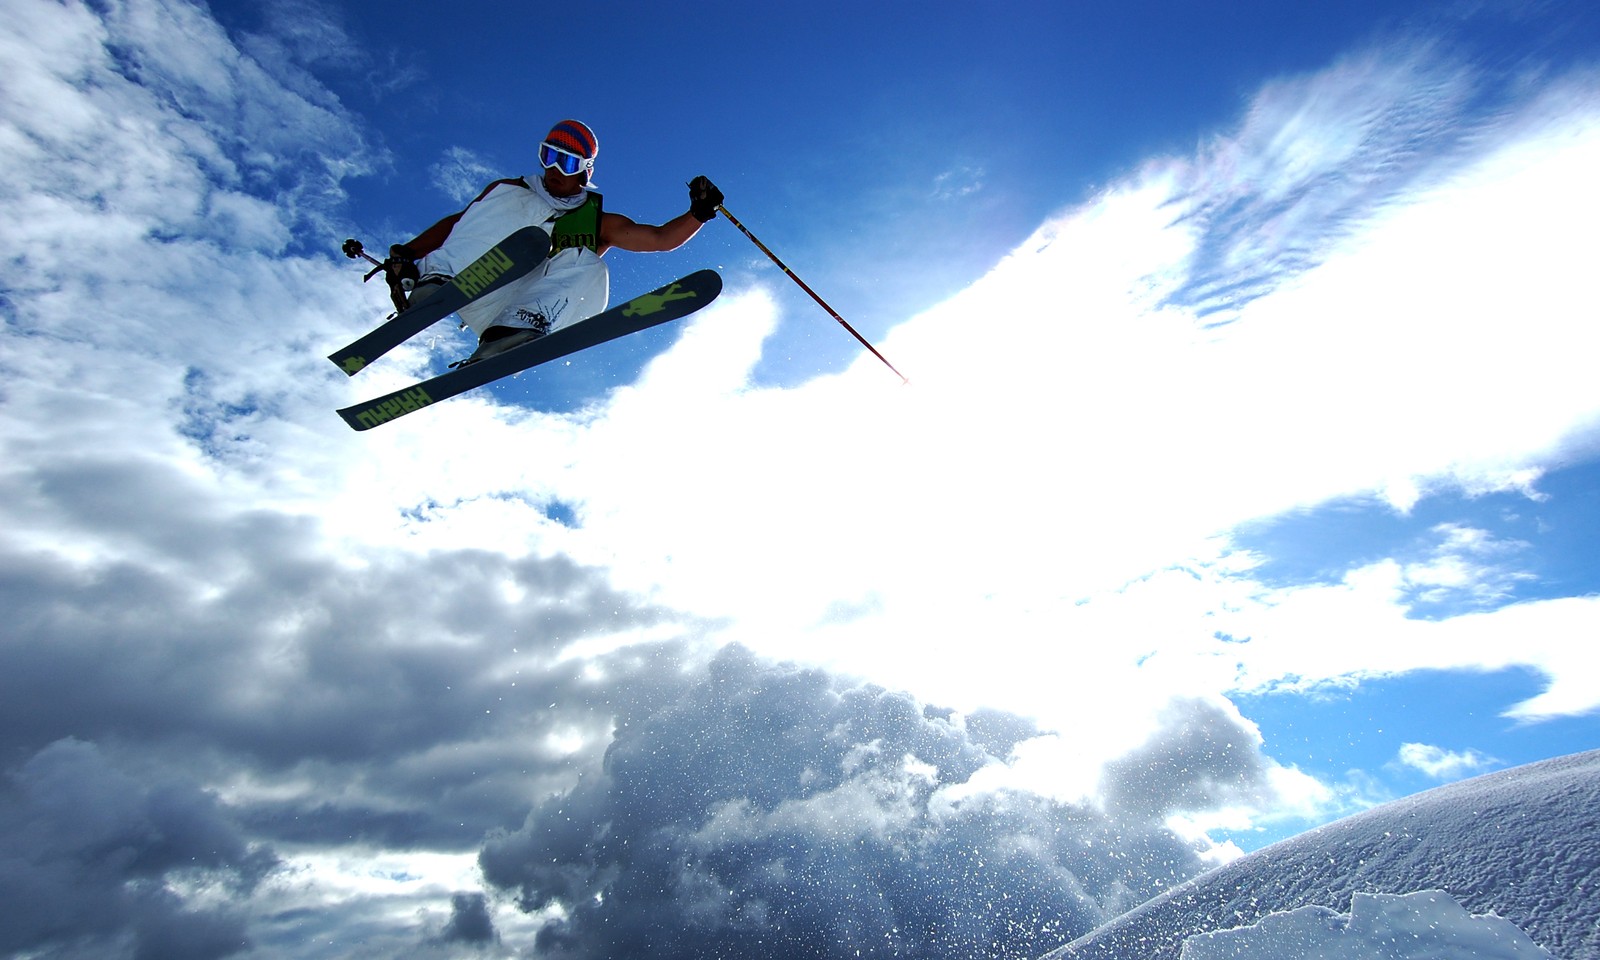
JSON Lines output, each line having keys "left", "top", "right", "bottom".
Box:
{"left": 4, "top": 5, "right": 1599, "bottom": 954}
{"left": 513, "top": 53, "right": 1600, "bottom": 746}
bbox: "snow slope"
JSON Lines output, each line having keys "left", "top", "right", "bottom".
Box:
{"left": 1042, "top": 750, "right": 1600, "bottom": 960}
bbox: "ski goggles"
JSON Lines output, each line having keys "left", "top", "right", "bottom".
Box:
{"left": 539, "top": 141, "right": 591, "bottom": 176}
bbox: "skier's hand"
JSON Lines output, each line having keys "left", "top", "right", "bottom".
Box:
{"left": 688, "top": 176, "right": 723, "bottom": 222}
{"left": 383, "top": 244, "right": 420, "bottom": 287}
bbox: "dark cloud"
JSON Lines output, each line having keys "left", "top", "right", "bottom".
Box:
{"left": 479, "top": 646, "right": 1225, "bottom": 960}
{"left": 0, "top": 10, "right": 1126, "bottom": 958}
{"left": 0, "top": 444, "right": 707, "bottom": 845}
{"left": 0, "top": 382, "right": 1281, "bottom": 960}
{"left": 439, "top": 892, "right": 497, "bottom": 945}
{"left": 0, "top": 738, "right": 270, "bottom": 959}
{"left": 0, "top": 11, "right": 1295, "bottom": 956}
{"left": 0, "top": 490, "right": 1282, "bottom": 960}
{"left": 0, "top": 528, "right": 632, "bottom": 752}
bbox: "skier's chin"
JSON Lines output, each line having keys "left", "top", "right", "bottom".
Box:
{"left": 544, "top": 170, "right": 583, "bottom": 197}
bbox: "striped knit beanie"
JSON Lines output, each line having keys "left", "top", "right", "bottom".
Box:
{"left": 544, "top": 119, "right": 598, "bottom": 179}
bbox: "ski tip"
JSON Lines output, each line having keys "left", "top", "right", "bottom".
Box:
{"left": 337, "top": 383, "right": 437, "bottom": 432}
{"left": 328, "top": 353, "right": 368, "bottom": 376}
{"left": 336, "top": 412, "right": 372, "bottom": 432}
{"left": 335, "top": 404, "right": 385, "bottom": 431}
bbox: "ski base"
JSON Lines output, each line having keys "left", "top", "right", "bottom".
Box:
{"left": 337, "top": 270, "right": 722, "bottom": 431}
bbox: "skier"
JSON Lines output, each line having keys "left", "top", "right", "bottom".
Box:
{"left": 382, "top": 119, "right": 723, "bottom": 363}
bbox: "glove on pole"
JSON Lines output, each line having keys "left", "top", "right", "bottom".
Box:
{"left": 342, "top": 238, "right": 416, "bottom": 315}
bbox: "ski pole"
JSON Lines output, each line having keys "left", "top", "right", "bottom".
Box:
{"left": 343, "top": 238, "right": 411, "bottom": 315}
{"left": 715, "top": 203, "right": 909, "bottom": 384}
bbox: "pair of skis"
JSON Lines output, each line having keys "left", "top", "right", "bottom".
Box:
{"left": 329, "top": 226, "right": 722, "bottom": 431}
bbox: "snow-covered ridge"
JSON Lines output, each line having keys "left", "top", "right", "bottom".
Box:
{"left": 1043, "top": 750, "right": 1600, "bottom": 960}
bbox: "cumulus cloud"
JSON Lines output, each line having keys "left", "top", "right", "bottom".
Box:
{"left": 438, "top": 892, "right": 498, "bottom": 946}
{"left": 0, "top": 2, "right": 710, "bottom": 952}
{"left": 0, "top": 738, "right": 273, "bottom": 959}
{"left": 473, "top": 646, "right": 1306, "bottom": 960}
{"left": 3, "top": 0, "right": 1598, "bottom": 956}
{"left": 1099, "top": 698, "right": 1278, "bottom": 822}
{"left": 483, "top": 41, "right": 1600, "bottom": 737}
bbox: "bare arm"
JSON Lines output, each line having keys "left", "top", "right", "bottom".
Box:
{"left": 597, "top": 210, "right": 706, "bottom": 255}
{"left": 596, "top": 176, "right": 724, "bottom": 255}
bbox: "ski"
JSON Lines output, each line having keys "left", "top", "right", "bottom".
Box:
{"left": 337, "top": 269, "right": 722, "bottom": 431}
{"left": 327, "top": 226, "right": 551, "bottom": 376}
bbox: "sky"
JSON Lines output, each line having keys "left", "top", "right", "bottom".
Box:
{"left": 0, "top": 0, "right": 1597, "bottom": 958}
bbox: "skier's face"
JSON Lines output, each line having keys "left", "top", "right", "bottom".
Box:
{"left": 543, "top": 165, "right": 586, "bottom": 197}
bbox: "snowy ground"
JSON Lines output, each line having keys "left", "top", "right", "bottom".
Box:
{"left": 1042, "top": 750, "right": 1600, "bottom": 960}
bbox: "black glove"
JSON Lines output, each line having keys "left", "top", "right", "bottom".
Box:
{"left": 377, "top": 243, "right": 420, "bottom": 312}
{"left": 688, "top": 175, "right": 724, "bottom": 222}
{"left": 383, "top": 244, "right": 420, "bottom": 287}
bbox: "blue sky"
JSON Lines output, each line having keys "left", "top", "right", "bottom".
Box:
{"left": 1, "top": 0, "right": 1598, "bottom": 957}
{"left": 278, "top": 0, "right": 1585, "bottom": 391}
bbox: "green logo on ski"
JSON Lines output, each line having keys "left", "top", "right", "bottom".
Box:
{"left": 354, "top": 386, "right": 435, "bottom": 429}
{"left": 621, "top": 283, "right": 698, "bottom": 318}
{"left": 453, "top": 246, "right": 516, "bottom": 299}
{"left": 341, "top": 356, "right": 369, "bottom": 375}
{"left": 336, "top": 270, "right": 720, "bottom": 432}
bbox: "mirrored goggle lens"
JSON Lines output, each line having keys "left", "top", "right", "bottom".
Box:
{"left": 539, "top": 142, "right": 587, "bottom": 176}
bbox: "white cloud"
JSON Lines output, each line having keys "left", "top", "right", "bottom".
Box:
{"left": 1207, "top": 563, "right": 1600, "bottom": 720}
{"left": 492, "top": 51, "right": 1600, "bottom": 738}
{"left": 7, "top": 2, "right": 1597, "bottom": 775}
{"left": 430, "top": 146, "right": 501, "bottom": 206}
{"left": 932, "top": 165, "right": 985, "bottom": 199}
{"left": 1398, "top": 523, "right": 1535, "bottom": 607}
{"left": 4, "top": 3, "right": 1600, "bottom": 954}
{"left": 1395, "top": 743, "right": 1498, "bottom": 780}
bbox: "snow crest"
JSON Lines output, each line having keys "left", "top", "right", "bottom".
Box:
{"left": 1044, "top": 750, "right": 1600, "bottom": 960}
{"left": 1178, "top": 890, "right": 1556, "bottom": 959}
